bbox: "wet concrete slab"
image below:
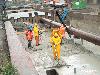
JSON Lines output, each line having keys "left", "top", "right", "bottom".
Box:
{"left": 17, "top": 27, "right": 100, "bottom": 75}
{"left": 30, "top": 51, "right": 53, "bottom": 75}
{"left": 62, "top": 54, "right": 100, "bottom": 75}
{"left": 82, "top": 40, "right": 100, "bottom": 55}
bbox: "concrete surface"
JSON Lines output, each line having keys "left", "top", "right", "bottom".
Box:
{"left": 5, "top": 21, "right": 38, "bottom": 75}
{"left": 18, "top": 26, "right": 100, "bottom": 75}
{"left": 71, "top": 20, "right": 100, "bottom": 36}
{"left": 62, "top": 54, "right": 100, "bottom": 75}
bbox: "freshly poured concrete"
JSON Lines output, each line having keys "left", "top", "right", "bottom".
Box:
{"left": 60, "top": 54, "right": 100, "bottom": 75}
{"left": 17, "top": 27, "right": 100, "bottom": 75}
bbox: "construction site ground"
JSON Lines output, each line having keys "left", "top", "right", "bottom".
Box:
{"left": 17, "top": 24, "right": 100, "bottom": 75}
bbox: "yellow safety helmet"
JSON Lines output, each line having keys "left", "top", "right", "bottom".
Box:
{"left": 54, "top": 33, "right": 59, "bottom": 37}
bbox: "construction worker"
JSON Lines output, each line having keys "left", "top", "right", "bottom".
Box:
{"left": 50, "top": 28, "right": 59, "bottom": 37}
{"left": 25, "top": 28, "right": 33, "bottom": 49}
{"left": 33, "top": 23, "right": 39, "bottom": 46}
{"left": 58, "top": 24, "right": 65, "bottom": 43}
{"left": 50, "top": 33, "right": 61, "bottom": 61}
{"left": 59, "top": 24, "right": 65, "bottom": 38}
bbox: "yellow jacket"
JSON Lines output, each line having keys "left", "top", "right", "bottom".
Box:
{"left": 33, "top": 26, "right": 39, "bottom": 36}
{"left": 50, "top": 36, "right": 61, "bottom": 45}
{"left": 50, "top": 33, "right": 61, "bottom": 60}
{"left": 51, "top": 29, "right": 58, "bottom": 37}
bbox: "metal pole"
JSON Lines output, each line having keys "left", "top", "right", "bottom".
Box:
{"left": 41, "top": 18, "right": 100, "bottom": 46}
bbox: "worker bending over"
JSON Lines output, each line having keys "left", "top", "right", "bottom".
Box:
{"left": 33, "top": 23, "right": 39, "bottom": 46}
{"left": 50, "top": 32, "right": 61, "bottom": 61}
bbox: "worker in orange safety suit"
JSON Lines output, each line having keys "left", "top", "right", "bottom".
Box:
{"left": 50, "top": 33, "right": 61, "bottom": 61}
{"left": 33, "top": 23, "right": 39, "bottom": 46}
{"left": 59, "top": 24, "right": 65, "bottom": 38}
{"left": 25, "top": 28, "right": 33, "bottom": 48}
{"left": 58, "top": 24, "right": 65, "bottom": 43}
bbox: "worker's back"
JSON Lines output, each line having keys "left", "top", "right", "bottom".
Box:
{"left": 25, "top": 30, "right": 33, "bottom": 40}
